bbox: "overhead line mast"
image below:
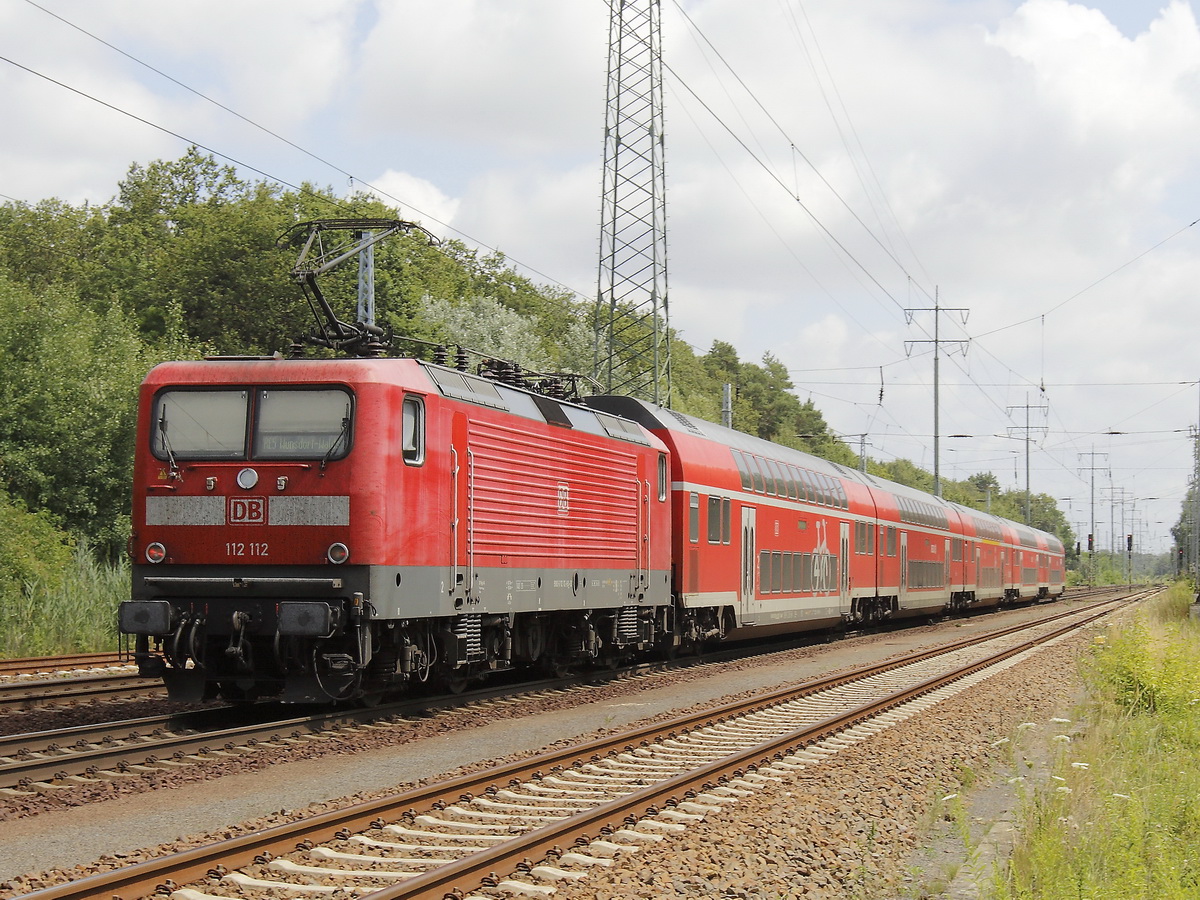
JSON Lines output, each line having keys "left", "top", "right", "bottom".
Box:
{"left": 594, "top": 0, "right": 671, "bottom": 405}
{"left": 904, "top": 288, "right": 969, "bottom": 498}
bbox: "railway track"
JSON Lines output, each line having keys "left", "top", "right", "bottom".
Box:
{"left": 0, "top": 593, "right": 1114, "bottom": 798}
{"left": 0, "top": 672, "right": 162, "bottom": 713}
{"left": 13, "top": 589, "right": 1145, "bottom": 900}
{"left": 0, "top": 634, "right": 818, "bottom": 798}
{"left": 0, "top": 652, "right": 132, "bottom": 677}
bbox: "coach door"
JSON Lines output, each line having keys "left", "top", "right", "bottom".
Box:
{"left": 899, "top": 531, "right": 909, "bottom": 607}
{"left": 740, "top": 506, "right": 757, "bottom": 615}
{"left": 944, "top": 538, "right": 952, "bottom": 603}
{"left": 839, "top": 522, "right": 851, "bottom": 616}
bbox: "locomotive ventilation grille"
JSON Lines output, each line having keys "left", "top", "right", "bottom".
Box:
{"left": 454, "top": 614, "right": 484, "bottom": 660}
{"left": 616, "top": 606, "right": 640, "bottom": 642}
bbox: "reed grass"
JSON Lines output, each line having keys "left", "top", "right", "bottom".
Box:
{"left": 0, "top": 540, "right": 129, "bottom": 657}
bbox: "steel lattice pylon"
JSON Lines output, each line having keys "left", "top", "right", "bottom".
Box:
{"left": 593, "top": 0, "right": 670, "bottom": 405}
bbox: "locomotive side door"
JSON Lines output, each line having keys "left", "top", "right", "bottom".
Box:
{"left": 450, "top": 412, "right": 472, "bottom": 603}
{"left": 740, "top": 506, "right": 757, "bottom": 615}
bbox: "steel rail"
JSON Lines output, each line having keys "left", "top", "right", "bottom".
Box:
{"left": 0, "top": 674, "right": 163, "bottom": 711}
{"left": 0, "top": 652, "right": 131, "bottom": 677}
{"left": 10, "top": 592, "right": 1141, "bottom": 900}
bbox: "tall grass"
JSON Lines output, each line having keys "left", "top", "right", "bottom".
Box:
{"left": 0, "top": 541, "right": 129, "bottom": 657}
{"left": 994, "top": 583, "right": 1200, "bottom": 898}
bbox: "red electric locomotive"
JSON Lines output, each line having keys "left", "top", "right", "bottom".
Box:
{"left": 120, "top": 356, "right": 673, "bottom": 702}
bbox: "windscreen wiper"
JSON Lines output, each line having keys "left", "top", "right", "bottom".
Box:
{"left": 320, "top": 416, "right": 351, "bottom": 471}
{"left": 158, "top": 408, "right": 180, "bottom": 480}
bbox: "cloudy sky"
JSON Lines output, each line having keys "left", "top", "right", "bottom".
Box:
{"left": 3, "top": 0, "right": 1198, "bottom": 554}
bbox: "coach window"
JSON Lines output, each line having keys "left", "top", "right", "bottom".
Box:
{"left": 732, "top": 449, "right": 753, "bottom": 490}
{"left": 757, "top": 457, "right": 775, "bottom": 495}
{"left": 798, "top": 469, "right": 816, "bottom": 504}
{"left": 748, "top": 456, "right": 767, "bottom": 494}
{"left": 780, "top": 464, "right": 796, "bottom": 500}
{"left": 689, "top": 492, "right": 700, "bottom": 543}
{"left": 722, "top": 497, "right": 732, "bottom": 544}
{"left": 708, "top": 496, "right": 722, "bottom": 543}
{"left": 817, "top": 473, "right": 834, "bottom": 507}
{"left": 657, "top": 454, "right": 667, "bottom": 501}
{"left": 768, "top": 460, "right": 787, "bottom": 496}
{"left": 401, "top": 396, "right": 425, "bottom": 465}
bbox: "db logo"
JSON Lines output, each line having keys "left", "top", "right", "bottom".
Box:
{"left": 556, "top": 482, "right": 570, "bottom": 517}
{"left": 229, "top": 496, "right": 266, "bottom": 525}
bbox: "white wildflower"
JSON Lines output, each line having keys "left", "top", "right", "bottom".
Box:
{"left": 1071, "top": 762, "right": 1090, "bottom": 770}
{"left": 942, "top": 794, "right": 959, "bottom": 802}
{"left": 1112, "top": 793, "right": 1132, "bottom": 800}
{"left": 1053, "top": 735, "right": 1072, "bottom": 744}
{"left": 1018, "top": 723, "right": 1037, "bottom": 730}
{"left": 1051, "top": 717, "right": 1072, "bottom": 724}
{"left": 1056, "top": 786, "right": 1073, "bottom": 794}
{"left": 991, "top": 738, "right": 1010, "bottom": 747}
{"left": 1052, "top": 775, "right": 1066, "bottom": 782}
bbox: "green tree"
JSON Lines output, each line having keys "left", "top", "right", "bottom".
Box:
{"left": 0, "top": 275, "right": 199, "bottom": 556}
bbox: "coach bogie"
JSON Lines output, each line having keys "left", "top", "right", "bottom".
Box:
{"left": 850, "top": 594, "right": 896, "bottom": 626}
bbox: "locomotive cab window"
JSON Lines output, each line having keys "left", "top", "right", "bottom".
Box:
{"left": 152, "top": 389, "right": 248, "bottom": 459}
{"left": 254, "top": 389, "right": 352, "bottom": 460}
{"left": 401, "top": 396, "right": 425, "bottom": 466}
{"left": 657, "top": 454, "right": 667, "bottom": 501}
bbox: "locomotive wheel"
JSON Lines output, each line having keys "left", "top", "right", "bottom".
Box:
{"left": 440, "top": 670, "right": 471, "bottom": 694}
{"left": 217, "top": 680, "right": 252, "bottom": 702}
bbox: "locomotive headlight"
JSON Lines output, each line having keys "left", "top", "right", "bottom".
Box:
{"left": 145, "top": 542, "right": 167, "bottom": 564}
{"left": 327, "top": 542, "right": 350, "bottom": 565}
{"left": 236, "top": 467, "right": 259, "bottom": 490}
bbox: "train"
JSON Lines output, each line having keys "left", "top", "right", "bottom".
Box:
{"left": 118, "top": 353, "right": 1066, "bottom": 703}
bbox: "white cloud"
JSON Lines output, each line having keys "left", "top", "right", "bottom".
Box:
{"left": 365, "top": 169, "right": 460, "bottom": 234}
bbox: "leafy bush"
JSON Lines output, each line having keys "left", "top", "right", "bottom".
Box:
{"left": 0, "top": 491, "right": 74, "bottom": 603}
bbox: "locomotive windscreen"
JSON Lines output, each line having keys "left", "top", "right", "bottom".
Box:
{"left": 151, "top": 387, "right": 353, "bottom": 461}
